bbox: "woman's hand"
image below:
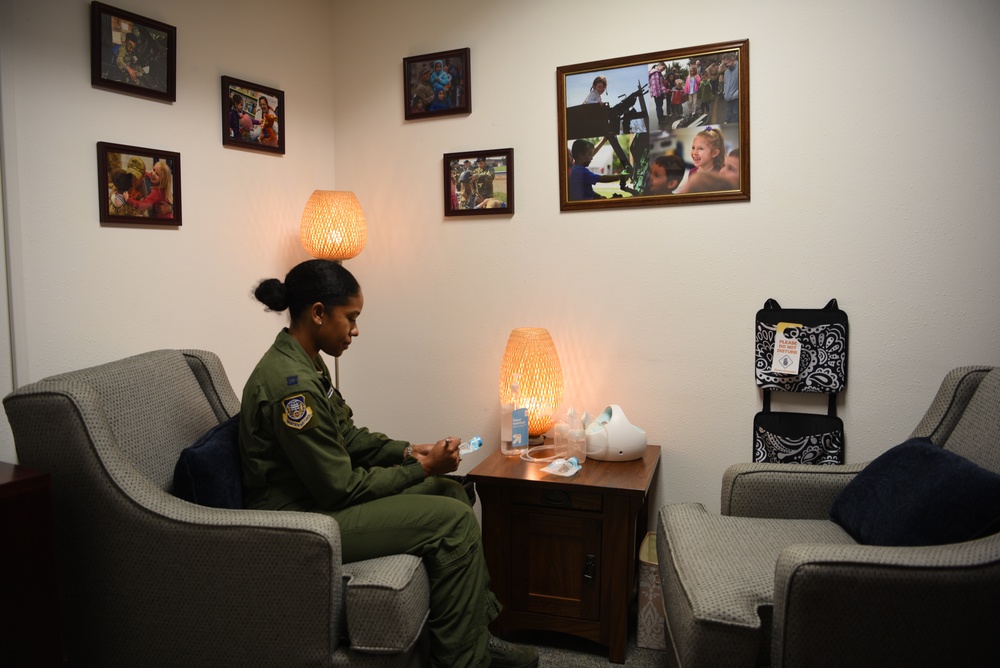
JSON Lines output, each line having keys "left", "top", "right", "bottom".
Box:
{"left": 412, "top": 438, "right": 460, "bottom": 477}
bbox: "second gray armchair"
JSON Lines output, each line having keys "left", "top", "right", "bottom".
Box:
{"left": 656, "top": 366, "right": 1000, "bottom": 668}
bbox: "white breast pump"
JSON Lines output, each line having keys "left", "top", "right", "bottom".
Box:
{"left": 584, "top": 405, "right": 647, "bottom": 461}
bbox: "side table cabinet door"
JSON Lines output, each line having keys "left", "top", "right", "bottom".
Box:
{"left": 510, "top": 511, "right": 601, "bottom": 620}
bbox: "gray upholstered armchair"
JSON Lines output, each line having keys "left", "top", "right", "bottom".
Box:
{"left": 656, "top": 366, "right": 1000, "bottom": 668}
{"left": 3, "top": 349, "right": 429, "bottom": 668}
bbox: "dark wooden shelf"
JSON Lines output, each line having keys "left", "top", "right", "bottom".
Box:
{"left": 0, "top": 461, "right": 64, "bottom": 666}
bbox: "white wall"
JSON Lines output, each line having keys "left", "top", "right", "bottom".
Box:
{"left": 331, "top": 0, "right": 1000, "bottom": 515}
{"left": 2, "top": 0, "right": 998, "bottom": 521}
{"left": 0, "top": 0, "right": 340, "bottom": 461}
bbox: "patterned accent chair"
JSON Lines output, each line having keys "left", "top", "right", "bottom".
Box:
{"left": 3, "top": 349, "right": 429, "bottom": 667}
{"left": 656, "top": 366, "right": 1000, "bottom": 667}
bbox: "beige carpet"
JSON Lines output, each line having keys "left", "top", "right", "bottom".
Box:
{"left": 509, "top": 627, "right": 668, "bottom": 667}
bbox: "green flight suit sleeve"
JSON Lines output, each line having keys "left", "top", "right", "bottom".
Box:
{"left": 331, "top": 386, "right": 411, "bottom": 468}
{"left": 272, "top": 386, "right": 425, "bottom": 510}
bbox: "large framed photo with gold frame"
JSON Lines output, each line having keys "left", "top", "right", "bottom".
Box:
{"left": 557, "top": 39, "right": 749, "bottom": 211}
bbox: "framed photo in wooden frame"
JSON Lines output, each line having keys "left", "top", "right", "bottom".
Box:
{"left": 444, "top": 148, "right": 514, "bottom": 216}
{"left": 97, "top": 141, "right": 181, "bottom": 225}
{"left": 90, "top": 2, "right": 176, "bottom": 102}
{"left": 404, "top": 48, "right": 471, "bottom": 120}
{"left": 557, "top": 39, "right": 749, "bottom": 211}
{"left": 222, "top": 76, "right": 285, "bottom": 154}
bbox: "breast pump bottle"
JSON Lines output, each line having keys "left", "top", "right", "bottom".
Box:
{"left": 566, "top": 411, "right": 587, "bottom": 463}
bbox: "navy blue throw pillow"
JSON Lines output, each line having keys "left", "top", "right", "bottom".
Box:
{"left": 172, "top": 414, "right": 243, "bottom": 509}
{"left": 830, "top": 437, "right": 1000, "bottom": 546}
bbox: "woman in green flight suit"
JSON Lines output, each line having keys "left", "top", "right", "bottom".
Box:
{"left": 239, "top": 259, "right": 537, "bottom": 668}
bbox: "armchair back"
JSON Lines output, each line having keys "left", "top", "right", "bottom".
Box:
{"left": 910, "top": 366, "right": 1000, "bottom": 472}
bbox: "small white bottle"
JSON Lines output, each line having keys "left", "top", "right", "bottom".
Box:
{"left": 459, "top": 436, "right": 483, "bottom": 455}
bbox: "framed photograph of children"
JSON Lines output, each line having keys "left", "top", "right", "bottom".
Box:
{"left": 443, "top": 149, "right": 514, "bottom": 217}
{"left": 221, "top": 76, "right": 285, "bottom": 155}
{"left": 90, "top": 2, "right": 176, "bottom": 102}
{"left": 557, "top": 39, "right": 749, "bottom": 212}
{"left": 97, "top": 141, "right": 181, "bottom": 226}
{"left": 404, "top": 48, "right": 471, "bottom": 120}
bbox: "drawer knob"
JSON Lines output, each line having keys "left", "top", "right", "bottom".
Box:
{"left": 542, "top": 490, "right": 570, "bottom": 506}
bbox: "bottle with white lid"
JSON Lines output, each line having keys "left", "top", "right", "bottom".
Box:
{"left": 458, "top": 436, "right": 483, "bottom": 455}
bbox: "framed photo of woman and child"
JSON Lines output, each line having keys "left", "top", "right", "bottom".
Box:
{"left": 404, "top": 48, "right": 471, "bottom": 120}
{"left": 557, "top": 39, "right": 749, "bottom": 211}
{"left": 443, "top": 149, "right": 514, "bottom": 216}
{"left": 221, "top": 76, "right": 285, "bottom": 155}
{"left": 97, "top": 141, "right": 181, "bottom": 225}
{"left": 90, "top": 2, "right": 177, "bottom": 102}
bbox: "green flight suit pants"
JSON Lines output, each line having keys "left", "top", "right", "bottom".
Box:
{"left": 329, "top": 477, "right": 500, "bottom": 668}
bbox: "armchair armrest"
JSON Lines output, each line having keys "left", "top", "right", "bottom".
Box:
{"left": 721, "top": 462, "right": 867, "bottom": 519}
{"left": 50, "top": 430, "right": 345, "bottom": 666}
{"left": 102, "top": 488, "right": 344, "bottom": 666}
{"left": 772, "top": 534, "right": 1000, "bottom": 667}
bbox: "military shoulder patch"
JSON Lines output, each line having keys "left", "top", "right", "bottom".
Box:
{"left": 281, "top": 394, "right": 313, "bottom": 430}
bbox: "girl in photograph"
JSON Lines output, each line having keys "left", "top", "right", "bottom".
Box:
{"left": 256, "top": 95, "right": 279, "bottom": 146}
{"left": 584, "top": 75, "right": 608, "bottom": 104}
{"left": 126, "top": 160, "right": 173, "bottom": 219}
{"left": 677, "top": 127, "right": 727, "bottom": 194}
{"left": 688, "top": 127, "right": 726, "bottom": 175}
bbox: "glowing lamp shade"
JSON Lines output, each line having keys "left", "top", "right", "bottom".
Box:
{"left": 300, "top": 190, "right": 367, "bottom": 261}
{"left": 499, "top": 328, "right": 565, "bottom": 437}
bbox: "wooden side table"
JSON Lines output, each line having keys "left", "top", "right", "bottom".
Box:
{"left": 468, "top": 445, "right": 660, "bottom": 664}
{"left": 0, "top": 461, "right": 64, "bottom": 666}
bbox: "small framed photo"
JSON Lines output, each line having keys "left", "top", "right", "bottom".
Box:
{"left": 222, "top": 76, "right": 285, "bottom": 154}
{"left": 404, "top": 48, "right": 471, "bottom": 120}
{"left": 444, "top": 148, "right": 514, "bottom": 216}
{"left": 97, "top": 141, "right": 181, "bottom": 225}
{"left": 90, "top": 2, "right": 176, "bottom": 102}
{"left": 557, "top": 39, "right": 749, "bottom": 211}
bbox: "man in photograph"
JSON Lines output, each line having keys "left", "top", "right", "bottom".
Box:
{"left": 722, "top": 52, "right": 739, "bottom": 124}
{"left": 472, "top": 157, "right": 495, "bottom": 205}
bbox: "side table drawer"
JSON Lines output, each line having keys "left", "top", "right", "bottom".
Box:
{"left": 511, "top": 486, "right": 602, "bottom": 512}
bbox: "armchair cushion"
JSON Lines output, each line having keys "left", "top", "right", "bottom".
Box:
{"left": 173, "top": 414, "right": 243, "bottom": 509}
{"left": 342, "top": 554, "right": 430, "bottom": 653}
{"left": 830, "top": 437, "right": 1000, "bottom": 546}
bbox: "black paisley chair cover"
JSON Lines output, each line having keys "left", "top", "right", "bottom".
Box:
{"left": 754, "top": 299, "right": 848, "bottom": 464}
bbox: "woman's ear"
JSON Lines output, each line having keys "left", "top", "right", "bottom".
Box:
{"left": 309, "top": 302, "right": 326, "bottom": 325}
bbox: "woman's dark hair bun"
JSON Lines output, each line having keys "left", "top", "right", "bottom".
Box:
{"left": 251, "top": 260, "right": 360, "bottom": 320}
{"left": 253, "top": 278, "right": 289, "bottom": 312}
